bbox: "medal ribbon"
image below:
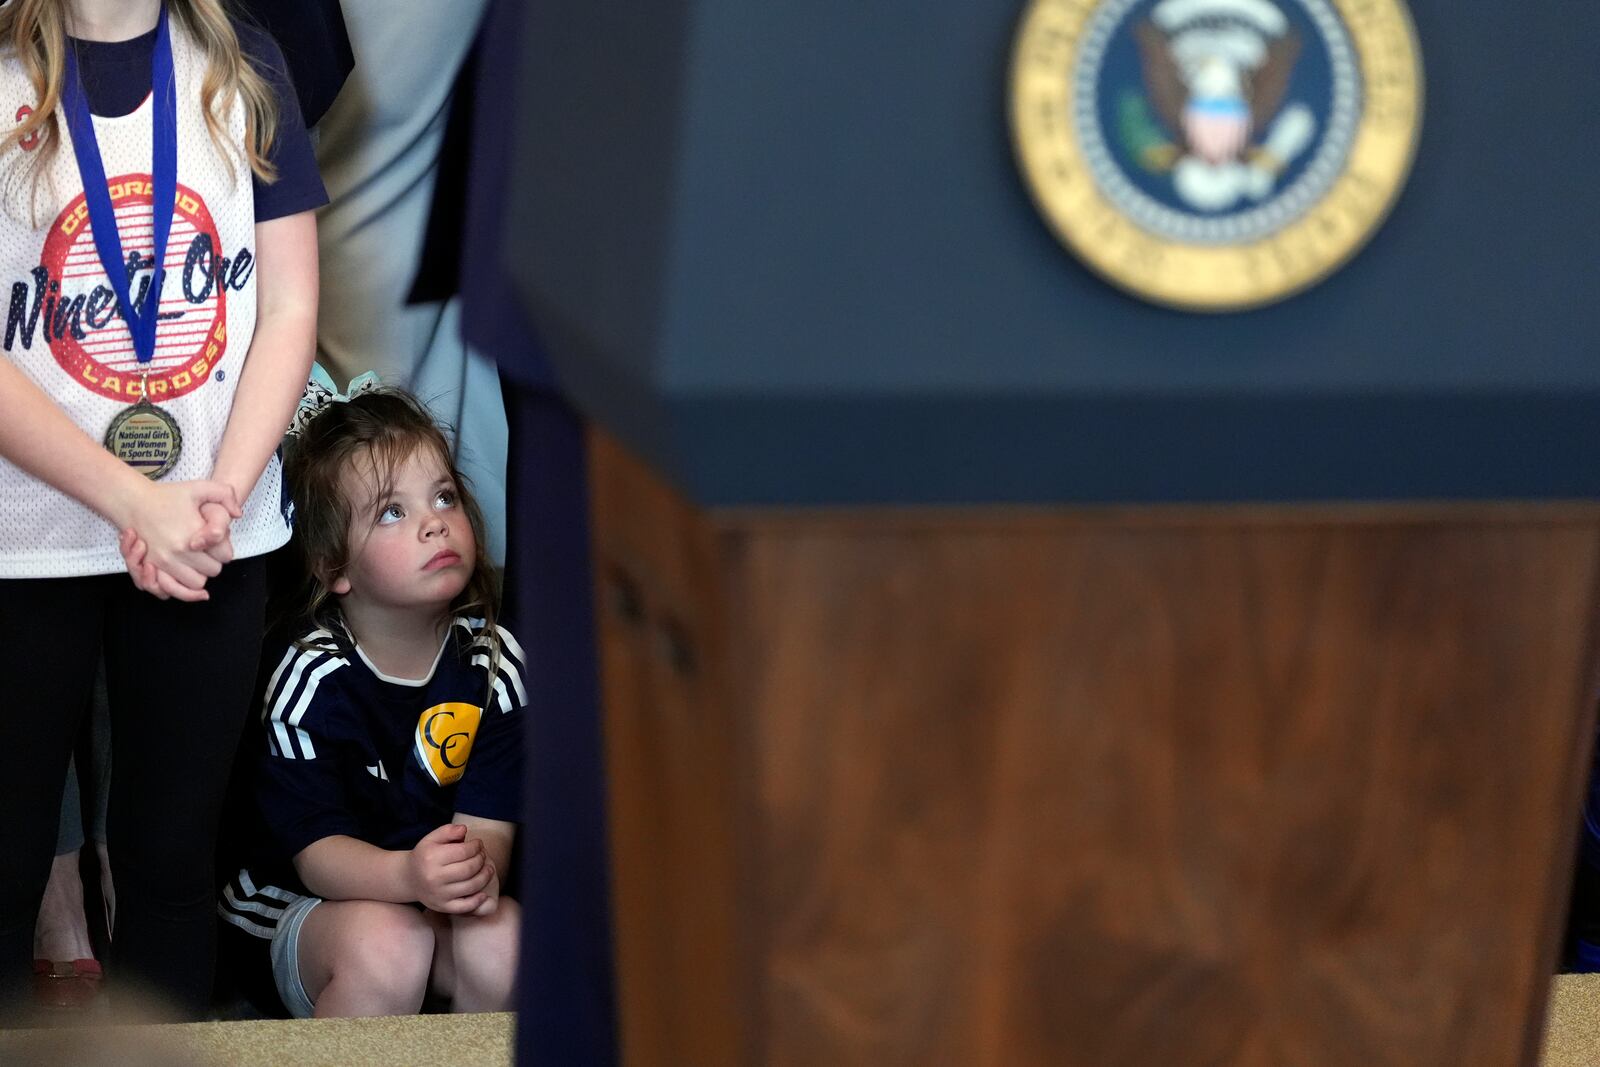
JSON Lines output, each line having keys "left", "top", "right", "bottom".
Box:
{"left": 60, "top": 3, "right": 176, "bottom": 370}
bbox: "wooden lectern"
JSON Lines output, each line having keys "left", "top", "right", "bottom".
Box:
{"left": 504, "top": 2, "right": 1600, "bottom": 1064}
{"left": 587, "top": 445, "right": 1600, "bottom": 1067}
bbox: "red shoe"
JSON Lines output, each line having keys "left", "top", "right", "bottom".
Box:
{"left": 31, "top": 958, "right": 104, "bottom": 1010}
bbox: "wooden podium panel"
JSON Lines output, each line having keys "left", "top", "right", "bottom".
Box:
{"left": 590, "top": 431, "right": 1600, "bottom": 1067}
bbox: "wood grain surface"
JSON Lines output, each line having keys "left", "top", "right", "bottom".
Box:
{"left": 590, "top": 433, "right": 752, "bottom": 1067}
{"left": 591, "top": 431, "right": 1600, "bottom": 1067}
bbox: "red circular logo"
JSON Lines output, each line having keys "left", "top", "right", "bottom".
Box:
{"left": 41, "top": 174, "right": 228, "bottom": 402}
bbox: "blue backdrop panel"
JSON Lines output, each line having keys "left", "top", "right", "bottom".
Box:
{"left": 507, "top": 1, "right": 1600, "bottom": 507}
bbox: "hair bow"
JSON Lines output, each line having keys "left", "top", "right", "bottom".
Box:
{"left": 286, "top": 364, "right": 382, "bottom": 439}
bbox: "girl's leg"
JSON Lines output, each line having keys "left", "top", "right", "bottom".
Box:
{"left": 0, "top": 576, "right": 105, "bottom": 1019}
{"left": 296, "top": 900, "right": 436, "bottom": 1017}
{"left": 86, "top": 660, "right": 115, "bottom": 937}
{"left": 32, "top": 851, "right": 93, "bottom": 964}
{"left": 35, "top": 754, "right": 92, "bottom": 963}
{"left": 102, "top": 555, "right": 267, "bottom": 1019}
{"left": 427, "top": 896, "right": 521, "bottom": 1013}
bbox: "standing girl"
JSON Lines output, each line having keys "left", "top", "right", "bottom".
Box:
{"left": 0, "top": 0, "right": 322, "bottom": 1019}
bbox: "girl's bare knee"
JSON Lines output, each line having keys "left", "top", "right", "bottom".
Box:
{"left": 452, "top": 897, "right": 520, "bottom": 1009}
{"left": 331, "top": 902, "right": 435, "bottom": 1007}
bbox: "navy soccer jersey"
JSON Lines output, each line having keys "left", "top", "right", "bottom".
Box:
{"left": 220, "top": 616, "right": 526, "bottom": 939}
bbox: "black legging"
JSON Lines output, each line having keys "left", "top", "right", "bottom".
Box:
{"left": 0, "top": 554, "right": 267, "bottom": 1022}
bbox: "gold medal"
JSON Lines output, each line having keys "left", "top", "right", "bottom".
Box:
{"left": 104, "top": 377, "right": 182, "bottom": 480}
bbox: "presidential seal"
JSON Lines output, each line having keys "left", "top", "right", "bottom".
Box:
{"left": 1009, "top": 0, "right": 1422, "bottom": 310}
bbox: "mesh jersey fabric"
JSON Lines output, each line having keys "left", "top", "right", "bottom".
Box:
{"left": 0, "top": 20, "right": 288, "bottom": 577}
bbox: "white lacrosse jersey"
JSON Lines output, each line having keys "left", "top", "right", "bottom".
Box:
{"left": 0, "top": 22, "right": 289, "bottom": 578}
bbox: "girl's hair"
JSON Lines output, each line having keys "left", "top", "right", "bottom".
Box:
{"left": 283, "top": 388, "right": 500, "bottom": 661}
{"left": 0, "top": 0, "right": 279, "bottom": 183}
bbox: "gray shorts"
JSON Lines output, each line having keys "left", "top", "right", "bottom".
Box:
{"left": 269, "top": 894, "right": 324, "bottom": 1018}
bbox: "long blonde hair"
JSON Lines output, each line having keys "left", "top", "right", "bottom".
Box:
{"left": 0, "top": 0, "right": 279, "bottom": 183}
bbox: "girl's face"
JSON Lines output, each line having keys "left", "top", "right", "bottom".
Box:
{"left": 329, "top": 444, "right": 475, "bottom": 615}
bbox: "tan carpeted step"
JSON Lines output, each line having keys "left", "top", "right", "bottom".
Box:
{"left": 0, "top": 1010, "right": 513, "bottom": 1066}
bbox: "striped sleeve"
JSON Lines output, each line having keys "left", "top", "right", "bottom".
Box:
{"left": 457, "top": 617, "right": 529, "bottom": 715}
{"left": 254, "top": 637, "right": 361, "bottom": 859}
{"left": 261, "top": 634, "right": 349, "bottom": 760}
{"left": 452, "top": 618, "right": 525, "bottom": 824}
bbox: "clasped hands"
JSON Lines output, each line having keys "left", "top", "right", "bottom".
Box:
{"left": 116, "top": 478, "right": 242, "bottom": 602}
{"left": 406, "top": 823, "right": 502, "bottom": 917}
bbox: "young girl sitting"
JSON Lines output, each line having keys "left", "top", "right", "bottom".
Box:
{"left": 219, "top": 384, "right": 523, "bottom": 1018}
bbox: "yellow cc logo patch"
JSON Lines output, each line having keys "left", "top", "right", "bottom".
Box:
{"left": 413, "top": 701, "right": 483, "bottom": 786}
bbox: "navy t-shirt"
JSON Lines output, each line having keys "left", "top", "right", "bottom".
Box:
{"left": 219, "top": 616, "right": 527, "bottom": 939}
{"left": 69, "top": 21, "right": 327, "bottom": 221}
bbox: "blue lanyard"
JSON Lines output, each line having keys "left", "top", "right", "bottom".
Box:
{"left": 60, "top": 3, "right": 176, "bottom": 367}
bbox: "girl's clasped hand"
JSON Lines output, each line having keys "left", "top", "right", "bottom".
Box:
{"left": 117, "top": 480, "right": 243, "bottom": 600}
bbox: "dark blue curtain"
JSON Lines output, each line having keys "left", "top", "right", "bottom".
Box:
{"left": 419, "top": 1, "right": 620, "bottom": 1061}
